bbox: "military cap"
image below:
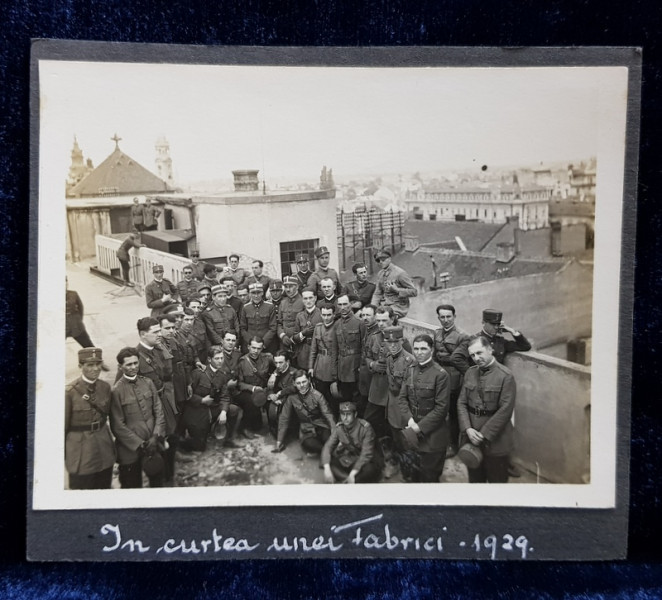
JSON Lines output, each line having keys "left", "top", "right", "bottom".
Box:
{"left": 374, "top": 247, "right": 392, "bottom": 260}
{"left": 190, "top": 250, "right": 200, "bottom": 257}
{"left": 382, "top": 325, "right": 404, "bottom": 342}
{"left": 283, "top": 275, "right": 298, "bottom": 286}
{"left": 142, "top": 452, "right": 165, "bottom": 478}
{"left": 270, "top": 279, "right": 284, "bottom": 291}
{"left": 482, "top": 309, "right": 503, "bottom": 325}
{"left": 78, "top": 347, "right": 103, "bottom": 363}
{"left": 296, "top": 254, "right": 309, "bottom": 263}
{"left": 211, "top": 284, "right": 228, "bottom": 295}
{"left": 458, "top": 442, "right": 483, "bottom": 469}
{"left": 249, "top": 282, "right": 264, "bottom": 293}
{"left": 164, "top": 304, "right": 184, "bottom": 315}
{"left": 339, "top": 401, "right": 357, "bottom": 414}
{"left": 315, "top": 246, "right": 330, "bottom": 258}
{"left": 197, "top": 282, "right": 212, "bottom": 292}
{"left": 252, "top": 388, "right": 267, "bottom": 407}
{"left": 152, "top": 264, "right": 164, "bottom": 273}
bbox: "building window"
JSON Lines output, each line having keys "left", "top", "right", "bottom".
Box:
{"left": 280, "top": 239, "right": 318, "bottom": 278}
{"left": 429, "top": 214, "right": 437, "bottom": 221}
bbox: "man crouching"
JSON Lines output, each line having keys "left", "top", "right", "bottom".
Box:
{"left": 321, "top": 401, "right": 382, "bottom": 484}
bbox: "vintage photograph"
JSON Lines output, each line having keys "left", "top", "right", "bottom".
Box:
{"left": 32, "top": 50, "right": 630, "bottom": 511}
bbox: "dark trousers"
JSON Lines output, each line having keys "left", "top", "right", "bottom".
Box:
{"left": 468, "top": 454, "right": 510, "bottom": 483}
{"left": 338, "top": 381, "right": 357, "bottom": 402}
{"left": 234, "top": 391, "right": 263, "bottom": 432}
{"left": 313, "top": 379, "right": 337, "bottom": 417}
{"left": 71, "top": 330, "right": 94, "bottom": 348}
{"left": 68, "top": 467, "right": 113, "bottom": 490}
{"left": 118, "top": 459, "right": 164, "bottom": 488}
{"left": 448, "top": 387, "right": 460, "bottom": 449}
{"left": 179, "top": 404, "right": 242, "bottom": 451}
{"left": 419, "top": 451, "right": 447, "bottom": 483}
{"left": 300, "top": 427, "right": 331, "bottom": 455}
{"left": 118, "top": 258, "right": 131, "bottom": 283}
{"left": 144, "top": 224, "right": 158, "bottom": 231}
{"left": 364, "top": 401, "right": 389, "bottom": 440}
{"left": 330, "top": 457, "right": 381, "bottom": 483}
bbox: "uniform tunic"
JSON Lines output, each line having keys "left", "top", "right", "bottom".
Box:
{"left": 245, "top": 274, "right": 272, "bottom": 294}
{"left": 321, "top": 417, "right": 379, "bottom": 475}
{"left": 219, "top": 267, "right": 247, "bottom": 286}
{"left": 433, "top": 325, "right": 470, "bottom": 394}
{"left": 183, "top": 364, "right": 232, "bottom": 432}
{"left": 386, "top": 348, "right": 417, "bottom": 429}
{"left": 145, "top": 278, "right": 178, "bottom": 317}
{"left": 296, "top": 270, "right": 312, "bottom": 294}
{"left": 65, "top": 377, "right": 116, "bottom": 476}
{"left": 239, "top": 300, "right": 277, "bottom": 351}
{"left": 110, "top": 375, "right": 165, "bottom": 465}
{"left": 451, "top": 330, "right": 532, "bottom": 374}
{"left": 190, "top": 261, "right": 207, "bottom": 281}
{"left": 456, "top": 360, "right": 516, "bottom": 457}
{"left": 365, "top": 333, "right": 412, "bottom": 407}
{"left": 143, "top": 205, "right": 161, "bottom": 229}
{"left": 277, "top": 295, "right": 305, "bottom": 342}
{"left": 335, "top": 313, "right": 365, "bottom": 383}
{"left": 309, "top": 322, "right": 338, "bottom": 381}
{"left": 176, "top": 278, "right": 201, "bottom": 305}
{"left": 293, "top": 307, "right": 323, "bottom": 370}
{"left": 397, "top": 359, "right": 450, "bottom": 454}
{"left": 130, "top": 204, "right": 144, "bottom": 229}
{"left": 277, "top": 388, "right": 335, "bottom": 445}
{"left": 371, "top": 263, "right": 417, "bottom": 317}
{"left": 346, "top": 279, "right": 377, "bottom": 310}
{"left": 201, "top": 303, "right": 240, "bottom": 345}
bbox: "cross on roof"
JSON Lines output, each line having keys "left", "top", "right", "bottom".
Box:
{"left": 111, "top": 133, "right": 122, "bottom": 149}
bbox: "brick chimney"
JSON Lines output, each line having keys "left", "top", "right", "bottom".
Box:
{"left": 232, "top": 170, "right": 260, "bottom": 192}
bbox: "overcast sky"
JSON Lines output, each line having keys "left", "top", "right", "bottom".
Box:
{"left": 40, "top": 61, "right": 617, "bottom": 186}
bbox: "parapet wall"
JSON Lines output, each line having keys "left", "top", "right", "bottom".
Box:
{"left": 400, "top": 317, "right": 591, "bottom": 484}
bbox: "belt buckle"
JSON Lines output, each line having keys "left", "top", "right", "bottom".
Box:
{"left": 90, "top": 421, "right": 101, "bottom": 432}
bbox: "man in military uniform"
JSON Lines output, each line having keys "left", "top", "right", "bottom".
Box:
{"left": 223, "top": 279, "right": 245, "bottom": 320}
{"left": 306, "top": 246, "right": 342, "bottom": 300}
{"left": 277, "top": 276, "right": 304, "bottom": 353}
{"left": 65, "top": 347, "right": 116, "bottom": 489}
{"left": 142, "top": 197, "right": 161, "bottom": 231}
{"left": 131, "top": 197, "right": 145, "bottom": 232}
{"left": 294, "top": 253, "right": 313, "bottom": 294}
{"left": 196, "top": 282, "right": 213, "bottom": 310}
{"left": 177, "top": 266, "right": 201, "bottom": 306}
{"left": 201, "top": 284, "right": 240, "bottom": 346}
{"left": 235, "top": 337, "right": 275, "bottom": 435}
{"left": 239, "top": 282, "right": 278, "bottom": 354}
{"left": 246, "top": 260, "right": 272, "bottom": 294}
{"left": 218, "top": 253, "right": 247, "bottom": 286}
{"left": 178, "top": 306, "right": 207, "bottom": 374}
{"left": 65, "top": 277, "right": 96, "bottom": 350}
{"left": 265, "top": 350, "right": 299, "bottom": 439}
{"left": 384, "top": 325, "right": 417, "bottom": 437}
{"left": 145, "top": 264, "right": 178, "bottom": 317}
{"left": 347, "top": 262, "right": 377, "bottom": 313}
{"left": 110, "top": 347, "right": 166, "bottom": 488}
{"left": 189, "top": 250, "right": 206, "bottom": 281}
{"left": 451, "top": 308, "right": 532, "bottom": 374}
{"left": 371, "top": 248, "right": 417, "bottom": 318}
{"left": 292, "top": 289, "right": 323, "bottom": 370}
{"left": 334, "top": 294, "right": 366, "bottom": 415}
{"left": 115, "top": 232, "right": 145, "bottom": 286}
{"left": 268, "top": 279, "right": 284, "bottom": 310}
{"left": 309, "top": 305, "right": 338, "bottom": 410}
{"left": 178, "top": 345, "right": 243, "bottom": 452}
{"left": 457, "top": 336, "right": 516, "bottom": 483}
{"left": 397, "top": 333, "right": 450, "bottom": 483}
{"left": 321, "top": 401, "right": 381, "bottom": 484}
{"left": 202, "top": 263, "right": 219, "bottom": 288}
{"left": 272, "top": 370, "right": 336, "bottom": 456}
{"left": 433, "top": 304, "right": 470, "bottom": 456}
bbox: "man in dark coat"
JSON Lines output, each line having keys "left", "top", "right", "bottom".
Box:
{"left": 334, "top": 294, "right": 366, "bottom": 412}
{"left": 65, "top": 278, "right": 95, "bottom": 349}
{"left": 457, "top": 335, "right": 516, "bottom": 483}
{"left": 397, "top": 334, "right": 451, "bottom": 483}
{"left": 239, "top": 282, "right": 278, "bottom": 354}
{"left": 346, "top": 262, "right": 377, "bottom": 313}
{"left": 294, "top": 253, "right": 313, "bottom": 294}
{"left": 292, "top": 289, "right": 323, "bottom": 371}
{"left": 277, "top": 276, "right": 304, "bottom": 352}
{"left": 306, "top": 246, "right": 343, "bottom": 299}
{"left": 115, "top": 232, "right": 145, "bottom": 286}
{"left": 65, "top": 347, "right": 116, "bottom": 489}
{"left": 145, "top": 264, "right": 178, "bottom": 317}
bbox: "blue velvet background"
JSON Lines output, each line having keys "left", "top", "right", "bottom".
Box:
{"left": 1, "top": 1, "right": 661, "bottom": 597}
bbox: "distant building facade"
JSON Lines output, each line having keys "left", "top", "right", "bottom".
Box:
{"left": 155, "top": 136, "right": 175, "bottom": 188}
{"left": 408, "top": 176, "right": 552, "bottom": 231}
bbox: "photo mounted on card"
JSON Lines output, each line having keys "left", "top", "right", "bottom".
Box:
{"left": 27, "top": 42, "right": 639, "bottom": 560}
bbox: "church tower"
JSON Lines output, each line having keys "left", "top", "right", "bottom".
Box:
{"left": 155, "top": 136, "right": 175, "bottom": 187}
{"left": 65, "top": 136, "right": 94, "bottom": 196}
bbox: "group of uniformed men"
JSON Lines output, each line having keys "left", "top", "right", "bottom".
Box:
{"left": 65, "top": 243, "right": 531, "bottom": 489}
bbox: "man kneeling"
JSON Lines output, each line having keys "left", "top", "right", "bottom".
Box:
{"left": 321, "top": 401, "right": 382, "bottom": 484}
{"left": 272, "top": 370, "right": 335, "bottom": 456}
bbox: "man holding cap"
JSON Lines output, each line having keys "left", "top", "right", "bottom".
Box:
{"left": 277, "top": 276, "right": 304, "bottom": 354}
{"left": 235, "top": 337, "right": 275, "bottom": 435}
{"left": 201, "top": 284, "right": 240, "bottom": 346}
{"left": 110, "top": 347, "right": 166, "bottom": 488}
{"left": 396, "top": 333, "right": 450, "bottom": 483}
{"left": 239, "top": 282, "right": 278, "bottom": 354}
{"left": 451, "top": 308, "right": 532, "bottom": 375}
{"left": 321, "top": 401, "right": 381, "bottom": 484}
{"left": 371, "top": 248, "right": 417, "bottom": 318}
{"left": 145, "top": 264, "right": 178, "bottom": 317}
{"left": 219, "top": 253, "right": 247, "bottom": 286}
{"left": 306, "top": 246, "right": 342, "bottom": 300}
{"left": 457, "top": 335, "right": 516, "bottom": 483}
{"left": 295, "top": 254, "right": 312, "bottom": 294}
{"left": 65, "top": 347, "right": 116, "bottom": 489}
{"left": 292, "top": 289, "right": 323, "bottom": 371}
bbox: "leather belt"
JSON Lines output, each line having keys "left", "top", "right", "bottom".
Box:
{"left": 468, "top": 406, "right": 496, "bottom": 417}
{"left": 69, "top": 421, "right": 104, "bottom": 432}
